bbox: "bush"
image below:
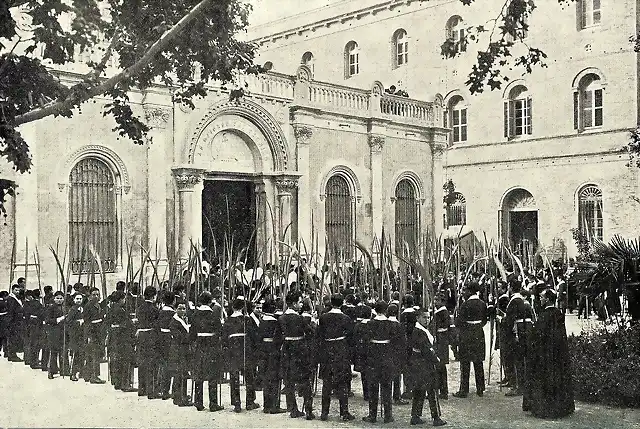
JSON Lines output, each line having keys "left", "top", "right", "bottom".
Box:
{"left": 568, "top": 324, "right": 640, "bottom": 407}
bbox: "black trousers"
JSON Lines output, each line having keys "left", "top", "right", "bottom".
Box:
{"left": 321, "top": 378, "right": 349, "bottom": 416}
{"left": 459, "top": 360, "right": 485, "bottom": 394}
{"left": 156, "top": 359, "right": 172, "bottom": 396}
{"left": 411, "top": 388, "right": 439, "bottom": 419}
{"left": 172, "top": 372, "right": 189, "bottom": 405}
{"left": 263, "top": 377, "right": 281, "bottom": 411}
{"left": 41, "top": 345, "right": 50, "bottom": 369}
{"left": 392, "top": 374, "right": 401, "bottom": 400}
{"left": 284, "top": 375, "right": 312, "bottom": 412}
{"left": 111, "top": 355, "right": 133, "bottom": 389}
{"left": 436, "top": 363, "right": 448, "bottom": 395}
{"left": 7, "top": 328, "right": 22, "bottom": 357}
{"left": 367, "top": 370, "right": 392, "bottom": 419}
{"left": 48, "top": 348, "right": 62, "bottom": 375}
{"left": 230, "top": 369, "right": 256, "bottom": 407}
{"left": 138, "top": 357, "right": 157, "bottom": 396}
{"left": 361, "top": 369, "right": 370, "bottom": 400}
{"left": 577, "top": 295, "right": 591, "bottom": 318}
{"left": 194, "top": 379, "right": 220, "bottom": 408}
{"left": 85, "top": 339, "right": 102, "bottom": 380}
{"left": 69, "top": 347, "right": 83, "bottom": 376}
{"left": 403, "top": 370, "right": 414, "bottom": 395}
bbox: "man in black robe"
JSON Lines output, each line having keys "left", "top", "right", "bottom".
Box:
{"left": 523, "top": 289, "right": 575, "bottom": 419}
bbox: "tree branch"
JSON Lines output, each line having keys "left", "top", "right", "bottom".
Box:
{"left": 85, "top": 29, "right": 120, "bottom": 82}
{"left": 13, "top": 0, "right": 214, "bottom": 126}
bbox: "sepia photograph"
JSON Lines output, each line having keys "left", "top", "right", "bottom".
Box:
{"left": 0, "top": 0, "right": 639, "bottom": 427}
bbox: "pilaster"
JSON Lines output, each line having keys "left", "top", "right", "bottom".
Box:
{"left": 293, "top": 124, "right": 314, "bottom": 248}
{"left": 172, "top": 166, "right": 205, "bottom": 258}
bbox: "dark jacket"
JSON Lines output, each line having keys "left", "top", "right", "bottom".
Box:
{"left": 45, "top": 304, "right": 65, "bottom": 350}
{"left": 189, "top": 304, "right": 223, "bottom": 380}
{"left": 408, "top": 322, "right": 440, "bottom": 391}
{"left": 364, "top": 316, "right": 405, "bottom": 378}
{"left": 316, "top": 308, "right": 353, "bottom": 382}
{"left": 455, "top": 294, "right": 488, "bottom": 362}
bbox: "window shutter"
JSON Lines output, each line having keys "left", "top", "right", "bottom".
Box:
{"left": 508, "top": 100, "right": 516, "bottom": 137}
{"left": 527, "top": 97, "right": 533, "bottom": 134}
{"left": 573, "top": 91, "right": 579, "bottom": 130}
{"left": 503, "top": 101, "right": 509, "bottom": 138}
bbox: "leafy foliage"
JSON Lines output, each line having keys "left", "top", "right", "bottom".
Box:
{"left": 0, "top": 0, "right": 261, "bottom": 215}
{"left": 568, "top": 324, "right": 640, "bottom": 407}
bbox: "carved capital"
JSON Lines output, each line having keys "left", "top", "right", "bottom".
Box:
{"left": 432, "top": 142, "right": 446, "bottom": 158}
{"left": 144, "top": 106, "right": 171, "bottom": 129}
{"left": 368, "top": 135, "right": 385, "bottom": 153}
{"left": 293, "top": 125, "right": 314, "bottom": 145}
{"left": 275, "top": 177, "right": 299, "bottom": 193}
{"left": 172, "top": 167, "right": 205, "bottom": 191}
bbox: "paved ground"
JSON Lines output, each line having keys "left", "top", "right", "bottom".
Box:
{"left": 1, "top": 314, "right": 638, "bottom": 428}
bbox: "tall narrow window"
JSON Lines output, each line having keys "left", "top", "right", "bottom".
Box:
{"left": 393, "top": 29, "right": 408, "bottom": 68}
{"left": 446, "top": 16, "right": 466, "bottom": 53}
{"left": 69, "top": 158, "right": 118, "bottom": 273}
{"left": 345, "top": 41, "right": 359, "bottom": 78}
{"left": 301, "top": 51, "right": 315, "bottom": 74}
{"left": 448, "top": 95, "right": 468, "bottom": 143}
{"left": 504, "top": 85, "right": 532, "bottom": 138}
{"left": 446, "top": 192, "right": 466, "bottom": 227}
{"left": 579, "top": 0, "right": 601, "bottom": 29}
{"left": 574, "top": 73, "right": 603, "bottom": 130}
{"left": 578, "top": 185, "right": 603, "bottom": 242}
{"left": 395, "top": 179, "right": 419, "bottom": 253}
{"left": 325, "top": 175, "right": 353, "bottom": 257}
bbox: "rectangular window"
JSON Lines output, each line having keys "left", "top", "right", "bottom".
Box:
{"left": 582, "top": 88, "right": 603, "bottom": 128}
{"left": 581, "top": 0, "right": 601, "bottom": 28}
{"left": 453, "top": 28, "right": 467, "bottom": 52}
{"left": 506, "top": 98, "right": 532, "bottom": 138}
{"left": 452, "top": 108, "right": 468, "bottom": 143}
{"left": 349, "top": 52, "right": 359, "bottom": 76}
{"left": 397, "top": 41, "right": 408, "bottom": 65}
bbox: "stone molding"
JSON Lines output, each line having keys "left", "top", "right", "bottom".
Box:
{"left": 144, "top": 106, "right": 171, "bottom": 129}
{"left": 172, "top": 167, "right": 205, "bottom": 191}
{"left": 293, "top": 124, "right": 314, "bottom": 145}
{"left": 58, "top": 144, "right": 131, "bottom": 194}
{"left": 368, "top": 135, "right": 385, "bottom": 153}
{"left": 275, "top": 175, "right": 300, "bottom": 193}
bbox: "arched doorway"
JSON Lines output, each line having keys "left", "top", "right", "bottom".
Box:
{"left": 501, "top": 188, "right": 538, "bottom": 269}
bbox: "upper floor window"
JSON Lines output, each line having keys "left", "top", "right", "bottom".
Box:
{"left": 446, "top": 192, "right": 466, "bottom": 227}
{"left": 504, "top": 85, "right": 532, "bottom": 138}
{"left": 579, "top": 0, "right": 601, "bottom": 29}
{"left": 574, "top": 73, "right": 603, "bottom": 130}
{"left": 345, "top": 41, "right": 359, "bottom": 78}
{"left": 393, "top": 29, "right": 408, "bottom": 68}
{"left": 446, "top": 16, "right": 466, "bottom": 53}
{"left": 444, "top": 95, "right": 468, "bottom": 144}
{"left": 301, "top": 51, "right": 315, "bottom": 74}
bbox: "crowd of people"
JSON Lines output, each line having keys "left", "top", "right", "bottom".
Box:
{"left": 0, "top": 262, "right": 577, "bottom": 426}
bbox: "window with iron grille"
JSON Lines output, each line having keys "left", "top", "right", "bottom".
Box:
{"left": 69, "top": 158, "right": 118, "bottom": 273}
{"left": 446, "top": 192, "right": 466, "bottom": 227}
{"left": 579, "top": 0, "right": 601, "bottom": 29}
{"left": 395, "top": 179, "right": 419, "bottom": 253}
{"left": 325, "top": 175, "right": 353, "bottom": 258}
{"left": 578, "top": 185, "right": 603, "bottom": 242}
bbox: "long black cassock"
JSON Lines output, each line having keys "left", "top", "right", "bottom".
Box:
{"left": 523, "top": 305, "right": 575, "bottom": 419}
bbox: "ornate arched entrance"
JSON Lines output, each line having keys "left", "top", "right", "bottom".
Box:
{"left": 499, "top": 188, "right": 538, "bottom": 269}
{"left": 173, "top": 100, "right": 297, "bottom": 262}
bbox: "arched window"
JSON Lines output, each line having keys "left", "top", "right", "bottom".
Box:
{"left": 395, "top": 179, "right": 419, "bottom": 253}
{"left": 446, "top": 16, "right": 466, "bottom": 53}
{"left": 446, "top": 192, "right": 466, "bottom": 227}
{"left": 444, "top": 95, "right": 468, "bottom": 143}
{"left": 69, "top": 158, "right": 118, "bottom": 273}
{"left": 504, "top": 85, "right": 532, "bottom": 138}
{"left": 578, "top": 185, "right": 603, "bottom": 242}
{"left": 574, "top": 73, "right": 603, "bottom": 131}
{"left": 578, "top": 0, "right": 601, "bottom": 29}
{"left": 325, "top": 175, "right": 353, "bottom": 257}
{"left": 344, "top": 41, "right": 359, "bottom": 78}
{"left": 301, "top": 51, "right": 314, "bottom": 74}
{"left": 393, "top": 29, "right": 408, "bottom": 68}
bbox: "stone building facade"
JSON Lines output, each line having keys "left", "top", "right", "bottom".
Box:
{"left": 248, "top": 0, "right": 640, "bottom": 262}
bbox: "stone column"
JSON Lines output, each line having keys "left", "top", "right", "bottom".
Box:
{"left": 275, "top": 176, "right": 299, "bottom": 258}
{"left": 369, "top": 135, "right": 385, "bottom": 238}
{"left": 431, "top": 142, "right": 447, "bottom": 239}
{"left": 144, "top": 106, "right": 171, "bottom": 259}
{"left": 254, "top": 180, "right": 267, "bottom": 264}
{"left": 293, "top": 124, "right": 313, "bottom": 248}
{"left": 172, "top": 167, "right": 204, "bottom": 259}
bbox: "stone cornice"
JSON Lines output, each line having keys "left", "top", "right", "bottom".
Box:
{"left": 144, "top": 106, "right": 171, "bottom": 129}
{"left": 172, "top": 167, "right": 206, "bottom": 191}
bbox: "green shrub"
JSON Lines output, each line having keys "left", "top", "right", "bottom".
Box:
{"left": 568, "top": 324, "right": 640, "bottom": 407}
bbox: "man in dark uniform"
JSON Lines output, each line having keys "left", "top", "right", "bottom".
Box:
{"left": 45, "top": 291, "right": 66, "bottom": 379}
{"left": 156, "top": 292, "right": 176, "bottom": 400}
{"left": 222, "top": 297, "right": 260, "bottom": 413}
{"left": 169, "top": 301, "right": 192, "bottom": 407}
{"left": 0, "top": 291, "right": 8, "bottom": 358}
{"left": 453, "top": 283, "right": 488, "bottom": 398}
{"left": 190, "top": 291, "right": 224, "bottom": 412}
{"left": 23, "top": 290, "right": 38, "bottom": 367}
{"left": 137, "top": 286, "right": 159, "bottom": 397}
{"left": 386, "top": 303, "right": 407, "bottom": 405}
{"left": 409, "top": 308, "right": 447, "bottom": 426}
{"left": 362, "top": 300, "right": 405, "bottom": 424}
{"left": 399, "top": 294, "right": 418, "bottom": 399}
{"left": 277, "top": 292, "right": 314, "bottom": 419}
{"left": 317, "top": 294, "right": 355, "bottom": 422}
{"left": 431, "top": 293, "right": 451, "bottom": 399}
{"left": 66, "top": 293, "right": 85, "bottom": 381}
{"left": 504, "top": 280, "right": 529, "bottom": 397}
{"left": 258, "top": 298, "right": 288, "bottom": 414}
{"left": 84, "top": 287, "right": 106, "bottom": 384}
{"left": 105, "top": 290, "right": 136, "bottom": 392}
{"left": 6, "top": 284, "right": 25, "bottom": 362}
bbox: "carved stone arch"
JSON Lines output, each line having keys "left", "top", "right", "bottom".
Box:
{"left": 57, "top": 145, "right": 130, "bottom": 194}
{"left": 296, "top": 64, "right": 313, "bottom": 82}
{"left": 434, "top": 93, "right": 444, "bottom": 108}
{"left": 500, "top": 187, "right": 536, "bottom": 212}
{"left": 187, "top": 99, "right": 289, "bottom": 171}
{"left": 371, "top": 80, "right": 384, "bottom": 96}
{"left": 320, "top": 165, "right": 362, "bottom": 202}
{"left": 390, "top": 170, "right": 426, "bottom": 204}
{"left": 502, "top": 79, "right": 528, "bottom": 99}
{"left": 443, "top": 89, "right": 467, "bottom": 106}
{"left": 572, "top": 67, "right": 607, "bottom": 90}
